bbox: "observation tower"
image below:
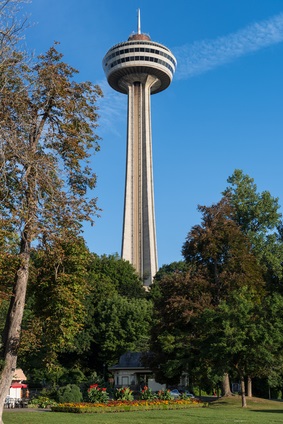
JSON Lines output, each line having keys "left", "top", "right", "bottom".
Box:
{"left": 103, "top": 10, "right": 176, "bottom": 286}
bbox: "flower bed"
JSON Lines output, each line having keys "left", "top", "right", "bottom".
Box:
{"left": 52, "top": 398, "right": 207, "bottom": 414}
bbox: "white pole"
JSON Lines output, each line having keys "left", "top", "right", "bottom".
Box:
{"left": 137, "top": 8, "right": 141, "bottom": 34}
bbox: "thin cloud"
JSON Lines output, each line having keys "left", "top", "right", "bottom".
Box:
{"left": 97, "top": 80, "right": 127, "bottom": 137}
{"left": 174, "top": 12, "right": 283, "bottom": 79}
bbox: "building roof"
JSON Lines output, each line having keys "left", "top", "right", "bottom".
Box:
{"left": 12, "top": 369, "right": 27, "bottom": 381}
{"left": 10, "top": 383, "right": 28, "bottom": 389}
{"left": 128, "top": 33, "right": 151, "bottom": 41}
{"left": 109, "top": 352, "right": 151, "bottom": 371}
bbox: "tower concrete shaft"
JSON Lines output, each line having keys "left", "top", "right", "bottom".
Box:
{"left": 103, "top": 14, "right": 176, "bottom": 286}
{"left": 122, "top": 76, "right": 158, "bottom": 286}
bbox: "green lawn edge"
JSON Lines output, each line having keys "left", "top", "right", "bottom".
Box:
{"left": 3, "top": 397, "right": 283, "bottom": 424}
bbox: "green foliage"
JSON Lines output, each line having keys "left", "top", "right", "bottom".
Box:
{"left": 140, "top": 386, "right": 156, "bottom": 400}
{"left": 196, "top": 288, "right": 283, "bottom": 386}
{"left": 224, "top": 169, "right": 281, "bottom": 234}
{"left": 0, "top": 248, "right": 19, "bottom": 305}
{"left": 30, "top": 395, "right": 57, "bottom": 409}
{"left": 87, "top": 384, "right": 109, "bottom": 403}
{"left": 57, "top": 384, "right": 83, "bottom": 403}
{"left": 88, "top": 371, "right": 105, "bottom": 386}
{"left": 154, "top": 261, "right": 189, "bottom": 283}
{"left": 157, "top": 389, "right": 172, "bottom": 400}
{"left": 224, "top": 169, "right": 283, "bottom": 283}
{"left": 89, "top": 254, "right": 146, "bottom": 299}
{"left": 0, "top": 38, "right": 102, "bottom": 409}
{"left": 17, "top": 248, "right": 152, "bottom": 383}
{"left": 54, "top": 253, "right": 152, "bottom": 373}
{"left": 114, "top": 387, "right": 134, "bottom": 401}
{"left": 0, "top": 44, "right": 102, "bottom": 246}
{"left": 30, "top": 238, "right": 91, "bottom": 351}
{"left": 150, "top": 261, "right": 189, "bottom": 302}
{"left": 150, "top": 187, "right": 276, "bottom": 387}
{"left": 18, "top": 238, "right": 92, "bottom": 372}
{"left": 182, "top": 196, "right": 265, "bottom": 301}
{"left": 92, "top": 293, "right": 153, "bottom": 365}
{"left": 58, "top": 368, "right": 87, "bottom": 386}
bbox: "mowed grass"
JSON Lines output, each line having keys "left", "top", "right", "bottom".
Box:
{"left": 3, "top": 396, "right": 283, "bottom": 424}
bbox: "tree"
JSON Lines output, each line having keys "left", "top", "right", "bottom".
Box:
{"left": 182, "top": 196, "right": 264, "bottom": 304}
{"left": 15, "top": 252, "right": 149, "bottom": 385}
{"left": 89, "top": 254, "right": 146, "bottom": 299}
{"left": 91, "top": 293, "right": 153, "bottom": 366}
{"left": 150, "top": 261, "right": 189, "bottom": 302}
{"left": 0, "top": 44, "right": 102, "bottom": 420}
{"left": 182, "top": 196, "right": 265, "bottom": 395}
{"left": 197, "top": 288, "right": 283, "bottom": 407}
{"left": 150, "top": 196, "right": 264, "bottom": 391}
{"left": 0, "top": 0, "right": 28, "bottom": 62}
{"left": 18, "top": 237, "right": 93, "bottom": 374}
{"left": 59, "top": 255, "right": 151, "bottom": 374}
{"left": 0, "top": 0, "right": 27, "bottom": 361}
{"left": 223, "top": 169, "right": 283, "bottom": 285}
{"left": 149, "top": 269, "right": 212, "bottom": 386}
{"left": 151, "top": 174, "right": 283, "bottom": 400}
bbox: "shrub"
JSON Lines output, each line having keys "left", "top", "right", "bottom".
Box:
{"left": 57, "top": 384, "right": 83, "bottom": 403}
{"left": 58, "top": 368, "right": 87, "bottom": 386}
{"left": 157, "top": 389, "right": 172, "bottom": 400}
{"left": 114, "top": 387, "right": 134, "bottom": 401}
{"left": 29, "top": 395, "right": 57, "bottom": 408}
{"left": 140, "top": 386, "right": 156, "bottom": 400}
{"left": 87, "top": 384, "right": 109, "bottom": 403}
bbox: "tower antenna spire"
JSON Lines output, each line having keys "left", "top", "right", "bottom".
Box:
{"left": 137, "top": 8, "right": 141, "bottom": 34}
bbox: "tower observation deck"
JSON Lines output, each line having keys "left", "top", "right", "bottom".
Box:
{"left": 103, "top": 10, "right": 176, "bottom": 286}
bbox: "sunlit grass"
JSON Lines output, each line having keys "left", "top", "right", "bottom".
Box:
{"left": 3, "top": 396, "right": 283, "bottom": 424}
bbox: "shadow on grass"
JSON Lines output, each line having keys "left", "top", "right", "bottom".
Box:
{"left": 251, "top": 410, "right": 283, "bottom": 414}
{"left": 206, "top": 400, "right": 231, "bottom": 407}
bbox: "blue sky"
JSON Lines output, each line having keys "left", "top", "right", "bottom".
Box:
{"left": 21, "top": 0, "right": 283, "bottom": 268}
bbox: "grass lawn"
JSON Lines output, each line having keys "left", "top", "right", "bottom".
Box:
{"left": 3, "top": 396, "right": 283, "bottom": 424}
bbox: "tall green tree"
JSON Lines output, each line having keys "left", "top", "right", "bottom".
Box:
{"left": 151, "top": 172, "right": 282, "bottom": 399}
{"left": 89, "top": 254, "right": 145, "bottom": 299}
{"left": 150, "top": 196, "right": 264, "bottom": 389}
{"left": 91, "top": 293, "right": 153, "bottom": 366}
{"left": 19, "top": 237, "right": 93, "bottom": 372}
{"left": 223, "top": 169, "right": 283, "bottom": 285}
{"left": 60, "top": 255, "right": 150, "bottom": 374}
{"left": 0, "top": 43, "right": 102, "bottom": 419}
{"left": 14, "top": 252, "right": 150, "bottom": 384}
{"left": 198, "top": 287, "right": 283, "bottom": 407}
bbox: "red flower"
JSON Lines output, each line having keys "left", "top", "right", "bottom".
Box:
{"left": 89, "top": 384, "right": 98, "bottom": 389}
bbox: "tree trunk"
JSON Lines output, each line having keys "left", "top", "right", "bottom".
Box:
{"left": 247, "top": 376, "right": 252, "bottom": 397}
{"left": 0, "top": 252, "right": 30, "bottom": 424}
{"left": 222, "top": 373, "right": 233, "bottom": 396}
{"left": 240, "top": 376, "right": 247, "bottom": 407}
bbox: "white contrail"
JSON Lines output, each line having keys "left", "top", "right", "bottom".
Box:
{"left": 174, "top": 12, "right": 283, "bottom": 79}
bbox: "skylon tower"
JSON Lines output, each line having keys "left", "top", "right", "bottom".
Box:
{"left": 103, "top": 10, "right": 176, "bottom": 286}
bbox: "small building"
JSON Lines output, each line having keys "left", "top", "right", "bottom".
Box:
{"left": 5, "top": 369, "right": 29, "bottom": 407}
{"left": 109, "top": 352, "right": 165, "bottom": 392}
